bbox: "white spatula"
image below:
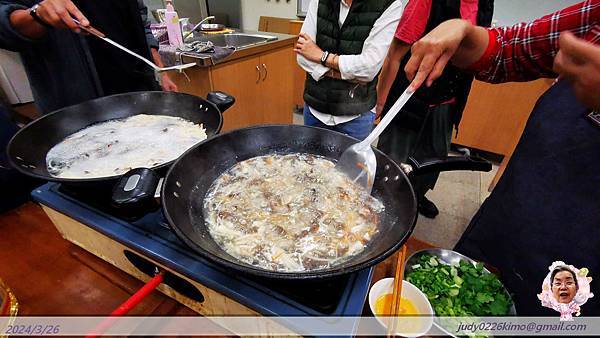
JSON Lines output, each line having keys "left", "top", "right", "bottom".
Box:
{"left": 335, "top": 88, "right": 414, "bottom": 194}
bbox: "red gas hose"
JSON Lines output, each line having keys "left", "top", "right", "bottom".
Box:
{"left": 85, "top": 270, "right": 165, "bottom": 338}
{"left": 110, "top": 270, "right": 165, "bottom": 316}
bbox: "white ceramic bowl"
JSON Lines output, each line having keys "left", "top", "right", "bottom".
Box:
{"left": 368, "top": 278, "right": 434, "bottom": 337}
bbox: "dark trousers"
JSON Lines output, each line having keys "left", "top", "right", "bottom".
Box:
{"left": 378, "top": 103, "right": 455, "bottom": 199}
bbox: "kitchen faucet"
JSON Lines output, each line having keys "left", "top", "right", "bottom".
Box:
{"left": 183, "top": 16, "right": 216, "bottom": 41}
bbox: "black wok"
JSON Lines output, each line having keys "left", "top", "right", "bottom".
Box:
{"left": 7, "top": 91, "right": 234, "bottom": 185}
{"left": 117, "top": 125, "right": 491, "bottom": 280}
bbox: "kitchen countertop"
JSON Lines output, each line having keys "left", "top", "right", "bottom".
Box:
{"left": 173, "top": 30, "right": 297, "bottom": 67}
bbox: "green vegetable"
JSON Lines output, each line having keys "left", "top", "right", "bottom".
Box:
{"left": 453, "top": 275, "right": 463, "bottom": 285}
{"left": 406, "top": 254, "right": 513, "bottom": 317}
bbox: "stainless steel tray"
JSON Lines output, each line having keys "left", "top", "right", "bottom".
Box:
{"left": 405, "top": 248, "right": 517, "bottom": 337}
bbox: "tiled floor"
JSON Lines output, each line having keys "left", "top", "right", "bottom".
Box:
{"left": 292, "top": 112, "right": 500, "bottom": 250}
{"left": 411, "top": 163, "right": 499, "bottom": 249}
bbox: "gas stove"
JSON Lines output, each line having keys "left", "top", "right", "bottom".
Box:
{"left": 32, "top": 183, "right": 373, "bottom": 335}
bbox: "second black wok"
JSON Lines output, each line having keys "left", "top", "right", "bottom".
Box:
{"left": 117, "top": 125, "right": 492, "bottom": 280}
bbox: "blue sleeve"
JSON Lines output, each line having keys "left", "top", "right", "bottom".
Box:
{"left": 0, "top": 1, "right": 35, "bottom": 51}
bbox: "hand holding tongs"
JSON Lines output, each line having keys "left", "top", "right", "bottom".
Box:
{"left": 72, "top": 19, "right": 196, "bottom": 73}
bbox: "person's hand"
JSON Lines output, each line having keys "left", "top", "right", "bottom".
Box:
{"left": 553, "top": 32, "right": 600, "bottom": 110}
{"left": 294, "top": 33, "right": 324, "bottom": 63}
{"left": 160, "top": 74, "right": 178, "bottom": 92}
{"left": 404, "top": 19, "right": 471, "bottom": 91}
{"left": 34, "top": 0, "right": 89, "bottom": 32}
{"left": 149, "top": 48, "right": 178, "bottom": 92}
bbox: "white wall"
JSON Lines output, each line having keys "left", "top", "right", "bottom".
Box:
{"left": 241, "top": 0, "right": 298, "bottom": 31}
{"left": 493, "top": 0, "right": 581, "bottom": 26}
{"left": 241, "top": 0, "right": 583, "bottom": 29}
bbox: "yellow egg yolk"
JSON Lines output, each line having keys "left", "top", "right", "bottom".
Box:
{"left": 375, "top": 293, "right": 419, "bottom": 315}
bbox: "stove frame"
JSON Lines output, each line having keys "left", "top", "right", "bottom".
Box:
{"left": 32, "top": 183, "right": 373, "bottom": 337}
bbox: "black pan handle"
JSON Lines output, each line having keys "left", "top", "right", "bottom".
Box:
{"left": 406, "top": 155, "right": 492, "bottom": 176}
{"left": 112, "top": 168, "right": 161, "bottom": 214}
{"left": 207, "top": 91, "right": 235, "bottom": 113}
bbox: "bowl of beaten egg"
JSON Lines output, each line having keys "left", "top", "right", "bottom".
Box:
{"left": 369, "top": 278, "right": 434, "bottom": 337}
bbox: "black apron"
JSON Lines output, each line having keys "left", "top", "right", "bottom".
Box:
{"left": 455, "top": 80, "right": 600, "bottom": 316}
{"left": 74, "top": 0, "right": 159, "bottom": 95}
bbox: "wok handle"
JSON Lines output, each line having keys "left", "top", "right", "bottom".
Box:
{"left": 112, "top": 168, "right": 161, "bottom": 214}
{"left": 407, "top": 155, "right": 492, "bottom": 176}
{"left": 207, "top": 91, "right": 235, "bottom": 113}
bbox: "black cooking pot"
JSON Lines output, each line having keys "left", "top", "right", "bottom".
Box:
{"left": 115, "top": 125, "right": 491, "bottom": 280}
{"left": 7, "top": 91, "right": 235, "bottom": 188}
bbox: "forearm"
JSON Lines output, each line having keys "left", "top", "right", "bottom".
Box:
{"left": 450, "top": 20, "right": 490, "bottom": 69}
{"left": 324, "top": 53, "right": 340, "bottom": 71}
{"left": 297, "top": 52, "right": 330, "bottom": 81}
{"left": 322, "top": 55, "right": 361, "bottom": 82}
{"left": 150, "top": 48, "right": 164, "bottom": 67}
{"left": 300, "top": 51, "right": 339, "bottom": 80}
{"left": 295, "top": 2, "right": 331, "bottom": 83}
{"left": 377, "top": 40, "right": 411, "bottom": 107}
{"left": 151, "top": 47, "right": 178, "bottom": 91}
{"left": 378, "top": 58, "right": 400, "bottom": 102}
{"left": 337, "top": 51, "right": 388, "bottom": 82}
{"left": 9, "top": 8, "right": 47, "bottom": 40}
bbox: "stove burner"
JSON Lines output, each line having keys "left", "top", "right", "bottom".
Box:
{"left": 57, "top": 184, "right": 159, "bottom": 220}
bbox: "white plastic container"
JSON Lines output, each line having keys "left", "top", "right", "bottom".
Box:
{"left": 368, "top": 278, "right": 434, "bottom": 338}
{"left": 164, "top": 0, "right": 183, "bottom": 48}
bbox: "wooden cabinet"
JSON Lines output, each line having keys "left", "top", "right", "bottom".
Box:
{"left": 259, "top": 17, "right": 305, "bottom": 109}
{"left": 210, "top": 56, "right": 265, "bottom": 130}
{"left": 453, "top": 79, "right": 554, "bottom": 156}
{"left": 212, "top": 47, "right": 294, "bottom": 130}
{"left": 172, "top": 45, "right": 295, "bottom": 132}
{"left": 259, "top": 48, "right": 295, "bottom": 124}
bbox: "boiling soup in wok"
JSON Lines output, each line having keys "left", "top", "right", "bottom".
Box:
{"left": 203, "top": 153, "right": 384, "bottom": 272}
{"left": 46, "top": 114, "right": 207, "bottom": 179}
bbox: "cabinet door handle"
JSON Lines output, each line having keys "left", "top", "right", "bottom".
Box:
{"left": 261, "top": 63, "right": 268, "bottom": 81}
{"left": 255, "top": 65, "right": 261, "bottom": 84}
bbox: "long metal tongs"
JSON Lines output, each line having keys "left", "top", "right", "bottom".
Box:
{"left": 72, "top": 19, "right": 196, "bottom": 73}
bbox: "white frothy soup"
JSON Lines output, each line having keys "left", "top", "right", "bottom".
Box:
{"left": 46, "top": 114, "right": 207, "bottom": 179}
{"left": 203, "top": 153, "right": 384, "bottom": 272}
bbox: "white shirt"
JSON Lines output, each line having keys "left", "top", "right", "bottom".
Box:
{"left": 297, "top": 0, "right": 403, "bottom": 126}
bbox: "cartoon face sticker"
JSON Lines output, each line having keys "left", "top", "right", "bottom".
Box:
{"left": 538, "top": 261, "right": 594, "bottom": 321}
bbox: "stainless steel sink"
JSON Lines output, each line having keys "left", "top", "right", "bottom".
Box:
{"left": 189, "top": 33, "right": 278, "bottom": 49}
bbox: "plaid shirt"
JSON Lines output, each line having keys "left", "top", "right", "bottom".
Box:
{"left": 472, "top": 0, "right": 600, "bottom": 83}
